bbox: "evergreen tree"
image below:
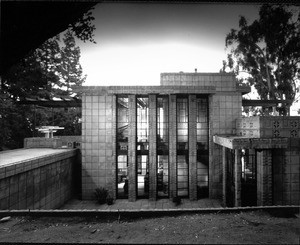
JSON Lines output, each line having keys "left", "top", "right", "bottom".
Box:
{"left": 0, "top": 30, "right": 88, "bottom": 149}
{"left": 223, "top": 4, "right": 300, "bottom": 115}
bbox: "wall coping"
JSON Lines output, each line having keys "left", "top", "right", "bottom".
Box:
{"left": 0, "top": 148, "right": 78, "bottom": 179}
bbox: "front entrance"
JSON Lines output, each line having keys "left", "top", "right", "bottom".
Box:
{"left": 241, "top": 149, "right": 257, "bottom": 206}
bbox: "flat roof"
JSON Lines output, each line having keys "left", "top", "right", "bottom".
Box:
{"left": 80, "top": 85, "right": 217, "bottom": 95}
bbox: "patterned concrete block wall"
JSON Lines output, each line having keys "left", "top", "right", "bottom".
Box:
{"left": 0, "top": 150, "right": 77, "bottom": 210}
{"left": 236, "top": 116, "right": 300, "bottom": 138}
{"left": 188, "top": 95, "right": 197, "bottom": 200}
{"left": 160, "top": 73, "right": 236, "bottom": 92}
{"left": 257, "top": 149, "right": 273, "bottom": 206}
{"left": 273, "top": 140, "right": 300, "bottom": 205}
{"left": 24, "top": 136, "right": 81, "bottom": 149}
{"left": 234, "top": 149, "right": 242, "bottom": 207}
{"left": 24, "top": 138, "right": 62, "bottom": 149}
{"left": 149, "top": 94, "right": 157, "bottom": 201}
{"left": 209, "top": 93, "right": 242, "bottom": 199}
{"left": 128, "top": 95, "right": 137, "bottom": 201}
{"left": 222, "top": 147, "right": 227, "bottom": 206}
{"left": 81, "top": 95, "right": 115, "bottom": 199}
{"left": 169, "top": 95, "right": 177, "bottom": 199}
{"left": 236, "top": 116, "right": 300, "bottom": 205}
{"left": 80, "top": 72, "right": 248, "bottom": 201}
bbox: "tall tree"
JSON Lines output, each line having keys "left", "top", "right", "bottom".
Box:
{"left": 223, "top": 4, "right": 300, "bottom": 115}
{"left": 56, "top": 30, "right": 86, "bottom": 96}
{"left": 0, "top": 29, "right": 91, "bottom": 150}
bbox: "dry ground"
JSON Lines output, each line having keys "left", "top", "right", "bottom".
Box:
{"left": 0, "top": 210, "right": 299, "bottom": 244}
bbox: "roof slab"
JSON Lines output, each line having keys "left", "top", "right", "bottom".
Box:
{"left": 80, "top": 85, "right": 216, "bottom": 95}
{"left": 213, "top": 135, "right": 288, "bottom": 149}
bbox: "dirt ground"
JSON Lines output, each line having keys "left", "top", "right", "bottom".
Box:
{"left": 0, "top": 210, "right": 299, "bottom": 244}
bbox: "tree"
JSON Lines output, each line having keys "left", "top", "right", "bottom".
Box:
{"left": 56, "top": 30, "right": 86, "bottom": 96}
{"left": 0, "top": 16, "right": 94, "bottom": 149}
{"left": 223, "top": 4, "right": 300, "bottom": 115}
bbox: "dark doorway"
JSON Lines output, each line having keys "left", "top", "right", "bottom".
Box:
{"left": 241, "top": 149, "right": 257, "bottom": 206}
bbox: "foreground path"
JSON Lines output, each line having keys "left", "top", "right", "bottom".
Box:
{"left": 0, "top": 210, "right": 299, "bottom": 244}
{"left": 61, "top": 198, "right": 223, "bottom": 211}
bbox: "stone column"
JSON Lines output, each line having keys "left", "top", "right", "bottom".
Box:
{"left": 222, "top": 146, "right": 227, "bottom": 207}
{"left": 188, "top": 95, "right": 197, "bottom": 200}
{"left": 128, "top": 95, "right": 137, "bottom": 201}
{"left": 111, "top": 94, "right": 117, "bottom": 199}
{"left": 257, "top": 149, "right": 272, "bottom": 206}
{"left": 169, "top": 94, "right": 177, "bottom": 199}
{"left": 234, "top": 149, "right": 241, "bottom": 207}
{"left": 149, "top": 94, "right": 157, "bottom": 201}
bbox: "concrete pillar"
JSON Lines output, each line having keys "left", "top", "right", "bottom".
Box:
{"left": 128, "top": 95, "right": 137, "bottom": 201}
{"left": 111, "top": 94, "right": 117, "bottom": 199}
{"left": 169, "top": 94, "right": 177, "bottom": 198}
{"left": 257, "top": 149, "right": 272, "bottom": 206}
{"left": 149, "top": 94, "right": 157, "bottom": 201}
{"left": 222, "top": 146, "right": 227, "bottom": 206}
{"left": 234, "top": 149, "right": 241, "bottom": 207}
{"left": 188, "top": 95, "right": 197, "bottom": 200}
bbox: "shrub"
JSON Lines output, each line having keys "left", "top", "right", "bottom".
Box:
{"left": 106, "top": 195, "right": 114, "bottom": 205}
{"left": 94, "top": 187, "right": 108, "bottom": 204}
{"left": 197, "top": 186, "right": 209, "bottom": 199}
{"left": 172, "top": 196, "right": 182, "bottom": 206}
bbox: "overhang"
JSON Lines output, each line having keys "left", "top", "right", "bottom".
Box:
{"left": 213, "top": 135, "right": 288, "bottom": 149}
{"left": 0, "top": 1, "right": 97, "bottom": 75}
{"left": 17, "top": 97, "right": 82, "bottom": 108}
{"left": 79, "top": 85, "right": 216, "bottom": 95}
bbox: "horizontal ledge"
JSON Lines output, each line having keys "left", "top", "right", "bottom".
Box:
{"left": 213, "top": 135, "right": 289, "bottom": 149}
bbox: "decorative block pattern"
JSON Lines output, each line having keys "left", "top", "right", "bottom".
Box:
{"left": 257, "top": 150, "right": 273, "bottom": 206}
{"left": 208, "top": 93, "right": 242, "bottom": 199}
{"left": 169, "top": 95, "right": 177, "bottom": 199}
{"left": 111, "top": 95, "right": 117, "bottom": 199}
{"left": 148, "top": 94, "right": 157, "bottom": 201}
{"left": 222, "top": 147, "right": 227, "bottom": 207}
{"left": 81, "top": 95, "right": 115, "bottom": 200}
{"left": 160, "top": 72, "right": 250, "bottom": 94}
{"left": 128, "top": 95, "right": 137, "bottom": 202}
{"left": 0, "top": 150, "right": 77, "bottom": 210}
{"left": 236, "top": 116, "right": 300, "bottom": 138}
{"left": 188, "top": 95, "right": 197, "bottom": 200}
{"left": 273, "top": 148, "right": 300, "bottom": 205}
{"left": 234, "top": 149, "right": 242, "bottom": 207}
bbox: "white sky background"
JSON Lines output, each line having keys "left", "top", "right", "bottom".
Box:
{"left": 76, "top": 3, "right": 261, "bottom": 86}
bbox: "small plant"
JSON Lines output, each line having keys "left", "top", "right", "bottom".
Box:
{"left": 106, "top": 195, "right": 114, "bottom": 205}
{"left": 94, "top": 187, "right": 108, "bottom": 204}
{"left": 197, "top": 186, "right": 209, "bottom": 199}
{"left": 172, "top": 196, "right": 182, "bottom": 206}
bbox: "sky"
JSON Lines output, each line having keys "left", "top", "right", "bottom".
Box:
{"left": 76, "top": 2, "right": 261, "bottom": 87}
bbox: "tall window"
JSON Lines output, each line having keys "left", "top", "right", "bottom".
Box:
{"left": 117, "top": 96, "right": 129, "bottom": 198}
{"left": 137, "top": 97, "right": 149, "bottom": 197}
{"left": 177, "top": 98, "right": 188, "bottom": 146}
{"left": 157, "top": 96, "right": 169, "bottom": 197}
{"left": 177, "top": 96, "right": 188, "bottom": 197}
{"left": 196, "top": 96, "right": 209, "bottom": 198}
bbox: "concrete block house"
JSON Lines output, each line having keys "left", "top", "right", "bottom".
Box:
{"left": 80, "top": 72, "right": 300, "bottom": 207}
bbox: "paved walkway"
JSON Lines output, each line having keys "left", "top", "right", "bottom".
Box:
{"left": 61, "top": 198, "right": 223, "bottom": 211}
{"left": 0, "top": 148, "right": 75, "bottom": 166}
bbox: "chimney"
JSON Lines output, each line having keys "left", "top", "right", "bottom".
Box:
{"left": 195, "top": 68, "right": 197, "bottom": 73}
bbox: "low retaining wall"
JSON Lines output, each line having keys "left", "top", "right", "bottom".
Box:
{"left": 24, "top": 136, "right": 81, "bottom": 149}
{"left": 0, "top": 149, "right": 79, "bottom": 210}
